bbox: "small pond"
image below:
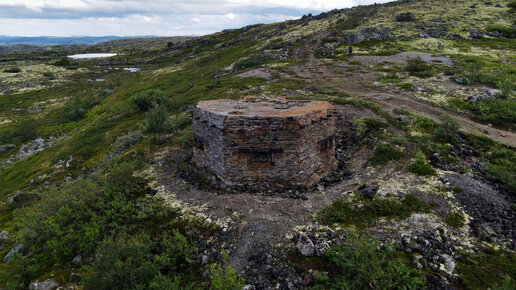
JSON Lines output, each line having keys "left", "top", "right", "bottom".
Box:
{"left": 67, "top": 53, "right": 118, "bottom": 59}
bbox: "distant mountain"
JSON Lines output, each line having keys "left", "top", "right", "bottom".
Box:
{"left": 0, "top": 35, "right": 159, "bottom": 46}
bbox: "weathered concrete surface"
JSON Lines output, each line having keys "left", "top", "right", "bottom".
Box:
{"left": 192, "top": 97, "right": 337, "bottom": 189}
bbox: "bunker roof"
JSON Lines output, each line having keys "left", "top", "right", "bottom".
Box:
{"left": 197, "top": 96, "right": 333, "bottom": 118}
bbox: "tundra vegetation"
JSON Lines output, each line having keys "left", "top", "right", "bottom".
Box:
{"left": 0, "top": 0, "right": 515, "bottom": 289}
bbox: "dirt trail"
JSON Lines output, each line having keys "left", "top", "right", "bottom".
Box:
{"left": 291, "top": 35, "right": 516, "bottom": 147}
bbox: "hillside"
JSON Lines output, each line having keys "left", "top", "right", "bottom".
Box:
{"left": 0, "top": 0, "right": 515, "bottom": 289}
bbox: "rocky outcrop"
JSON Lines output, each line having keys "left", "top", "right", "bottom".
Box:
{"left": 396, "top": 13, "right": 416, "bottom": 22}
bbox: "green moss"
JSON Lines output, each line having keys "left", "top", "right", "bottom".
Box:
{"left": 316, "top": 194, "right": 430, "bottom": 228}
{"left": 445, "top": 211, "right": 465, "bottom": 229}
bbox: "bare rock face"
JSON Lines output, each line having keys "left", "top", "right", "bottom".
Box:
{"left": 192, "top": 96, "right": 337, "bottom": 190}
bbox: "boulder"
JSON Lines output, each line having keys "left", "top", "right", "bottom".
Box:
{"left": 358, "top": 185, "right": 379, "bottom": 199}
{"left": 396, "top": 13, "right": 416, "bottom": 22}
{"left": 29, "top": 279, "right": 58, "bottom": 290}
{"left": 4, "top": 244, "right": 27, "bottom": 263}
{"left": 297, "top": 235, "right": 315, "bottom": 257}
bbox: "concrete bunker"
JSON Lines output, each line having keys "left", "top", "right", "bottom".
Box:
{"left": 192, "top": 96, "right": 337, "bottom": 189}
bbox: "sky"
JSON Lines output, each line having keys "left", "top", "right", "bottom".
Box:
{"left": 0, "top": 0, "right": 394, "bottom": 37}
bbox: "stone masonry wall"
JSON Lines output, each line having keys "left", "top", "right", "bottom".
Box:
{"left": 192, "top": 100, "right": 337, "bottom": 189}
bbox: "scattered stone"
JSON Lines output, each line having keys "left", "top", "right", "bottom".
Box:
{"left": 0, "top": 230, "right": 9, "bottom": 240}
{"left": 72, "top": 254, "right": 82, "bottom": 264}
{"left": 0, "top": 144, "right": 16, "bottom": 153}
{"left": 242, "top": 285, "right": 256, "bottom": 290}
{"left": 315, "top": 240, "right": 330, "bottom": 256}
{"left": 358, "top": 184, "right": 379, "bottom": 199}
{"left": 66, "top": 156, "right": 73, "bottom": 169}
{"left": 4, "top": 244, "right": 27, "bottom": 263}
{"left": 29, "top": 278, "right": 58, "bottom": 290}
{"left": 396, "top": 13, "right": 416, "bottom": 22}
{"left": 441, "top": 254, "right": 456, "bottom": 272}
{"left": 297, "top": 235, "right": 315, "bottom": 257}
{"left": 469, "top": 29, "right": 483, "bottom": 39}
{"left": 200, "top": 254, "right": 209, "bottom": 265}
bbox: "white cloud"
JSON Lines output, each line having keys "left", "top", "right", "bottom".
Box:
{"left": 0, "top": 0, "right": 394, "bottom": 36}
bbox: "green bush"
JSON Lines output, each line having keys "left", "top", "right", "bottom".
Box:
{"left": 233, "top": 54, "right": 272, "bottom": 71}
{"left": 0, "top": 253, "right": 38, "bottom": 289}
{"left": 370, "top": 143, "right": 405, "bottom": 166}
{"left": 131, "top": 90, "right": 167, "bottom": 112}
{"left": 408, "top": 151, "right": 436, "bottom": 176}
{"left": 399, "top": 82, "right": 414, "bottom": 89}
{"left": 54, "top": 57, "right": 71, "bottom": 67}
{"left": 209, "top": 251, "right": 245, "bottom": 290}
{"left": 496, "top": 74, "right": 515, "bottom": 97}
{"left": 316, "top": 194, "right": 430, "bottom": 228}
{"left": 320, "top": 233, "right": 426, "bottom": 289}
{"left": 145, "top": 105, "right": 173, "bottom": 144}
{"left": 434, "top": 115, "right": 459, "bottom": 143}
{"left": 486, "top": 25, "right": 516, "bottom": 38}
{"left": 42, "top": 71, "right": 56, "bottom": 79}
{"left": 61, "top": 97, "right": 95, "bottom": 122}
{"left": 84, "top": 232, "right": 195, "bottom": 290}
{"left": 4, "top": 67, "right": 21, "bottom": 73}
{"left": 363, "top": 118, "right": 388, "bottom": 133}
{"left": 17, "top": 153, "right": 176, "bottom": 266}
{"left": 405, "top": 56, "right": 428, "bottom": 73}
{"left": 16, "top": 118, "right": 38, "bottom": 142}
{"left": 509, "top": 1, "right": 516, "bottom": 9}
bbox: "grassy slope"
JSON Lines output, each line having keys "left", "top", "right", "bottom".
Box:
{"left": 0, "top": 0, "right": 515, "bottom": 287}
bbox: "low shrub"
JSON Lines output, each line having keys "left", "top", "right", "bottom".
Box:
{"left": 209, "top": 251, "right": 245, "bottom": 290}
{"left": 320, "top": 233, "right": 426, "bottom": 289}
{"left": 370, "top": 143, "right": 404, "bottom": 166}
{"left": 233, "top": 54, "right": 272, "bottom": 71}
{"left": 54, "top": 57, "right": 71, "bottom": 67}
{"left": 4, "top": 67, "right": 21, "bottom": 73}
{"left": 408, "top": 151, "right": 436, "bottom": 176}
{"left": 42, "top": 71, "right": 56, "bottom": 79}
{"left": 114, "top": 131, "right": 145, "bottom": 152}
{"left": 457, "top": 249, "right": 516, "bottom": 289}
{"left": 84, "top": 232, "right": 197, "bottom": 290}
{"left": 61, "top": 97, "right": 96, "bottom": 122}
{"left": 434, "top": 115, "right": 459, "bottom": 143}
{"left": 405, "top": 56, "right": 428, "bottom": 73}
{"left": 131, "top": 90, "right": 167, "bottom": 112}
{"left": 486, "top": 25, "right": 516, "bottom": 38}
{"left": 496, "top": 74, "right": 515, "bottom": 97}
{"left": 16, "top": 118, "right": 38, "bottom": 143}
{"left": 316, "top": 194, "right": 430, "bottom": 228}
{"left": 399, "top": 82, "right": 414, "bottom": 89}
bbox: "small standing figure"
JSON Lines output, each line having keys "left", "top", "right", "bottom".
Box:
{"left": 348, "top": 45, "right": 353, "bottom": 59}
